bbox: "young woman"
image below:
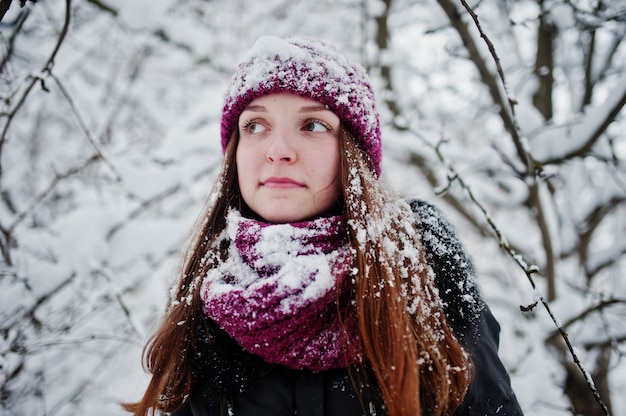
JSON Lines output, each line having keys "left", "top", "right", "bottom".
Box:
{"left": 123, "top": 36, "right": 523, "bottom": 416}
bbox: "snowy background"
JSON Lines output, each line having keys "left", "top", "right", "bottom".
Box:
{"left": 1, "top": 0, "right": 625, "bottom": 415}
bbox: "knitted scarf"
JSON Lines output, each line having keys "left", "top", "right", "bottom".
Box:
{"left": 201, "top": 209, "right": 362, "bottom": 371}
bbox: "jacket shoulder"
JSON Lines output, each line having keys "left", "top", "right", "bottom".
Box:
{"left": 409, "top": 199, "right": 484, "bottom": 343}
{"left": 410, "top": 200, "right": 524, "bottom": 415}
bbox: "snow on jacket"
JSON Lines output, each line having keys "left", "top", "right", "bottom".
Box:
{"left": 170, "top": 200, "right": 523, "bottom": 415}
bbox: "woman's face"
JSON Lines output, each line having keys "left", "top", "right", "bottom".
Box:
{"left": 236, "top": 93, "right": 341, "bottom": 223}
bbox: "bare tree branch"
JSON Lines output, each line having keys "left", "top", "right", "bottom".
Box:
{"left": 10, "top": 272, "right": 76, "bottom": 332}
{"left": 590, "top": 24, "right": 625, "bottom": 89}
{"left": 0, "top": 0, "right": 72, "bottom": 184}
{"left": 374, "top": 0, "right": 401, "bottom": 119}
{"left": 48, "top": 73, "right": 122, "bottom": 181}
{"left": 0, "top": 5, "right": 30, "bottom": 72}
{"left": 0, "top": 0, "right": 14, "bottom": 22}
{"left": 408, "top": 150, "right": 487, "bottom": 233}
{"left": 581, "top": 4, "right": 600, "bottom": 108}
{"left": 546, "top": 298, "right": 625, "bottom": 343}
{"left": 84, "top": 0, "right": 118, "bottom": 16}
{"left": 436, "top": 0, "right": 531, "bottom": 172}
{"left": 586, "top": 244, "right": 626, "bottom": 280}
{"left": 570, "top": 196, "right": 625, "bottom": 279}
{"left": 528, "top": 181, "right": 556, "bottom": 300}
{"left": 7, "top": 154, "right": 101, "bottom": 233}
{"left": 584, "top": 334, "right": 626, "bottom": 350}
{"left": 440, "top": 0, "right": 562, "bottom": 300}
{"left": 538, "top": 87, "right": 626, "bottom": 165}
{"left": 533, "top": 0, "right": 556, "bottom": 120}
{"left": 105, "top": 183, "right": 182, "bottom": 241}
{"left": 430, "top": 2, "right": 614, "bottom": 414}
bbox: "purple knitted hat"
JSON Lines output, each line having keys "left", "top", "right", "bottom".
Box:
{"left": 221, "top": 36, "right": 382, "bottom": 177}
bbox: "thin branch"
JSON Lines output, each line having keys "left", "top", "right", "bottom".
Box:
{"left": 584, "top": 334, "right": 626, "bottom": 351}
{"left": 0, "top": 5, "right": 30, "bottom": 73}
{"left": 431, "top": 137, "right": 540, "bottom": 279}
{"left": 546, "top": 298, "right": 625, "bottom": 342}
{"left": 93, "top": 269, "right": 143, "bottom": 340}
{"left": 84, "top": 0, "right": 118, "bottom": 16}
{"left": 106, "top": 183, "right": 182, "bottom": 241}
{"left": 533, "top": 2, "right": 556, "bottom": 120}
{"left": 528, "top": 181, "right": 556, "bottom": 300}
{"left": 6, "top": 333, "right": 143, "bottom": 355}
{"left": 581, "top": 1, "right": 602, "bottom": 108}
{"left": 563, "top": 0, "right": 626, "bottom": 24}
{"left": 0, "top": 77, "right": 38, "bottom": 182}
{"left": 538, "top": 87, "right": 626, "bottom": 166}
{"left": 586, "top": 244, "right": 626, "bottom": 280}
{"left": 48, "top": 73, "right": 122, "bottom": 181}
{"left": 595, "top": 305, "right": 625, "bottom": 355}
{"left": 19, "top": 272, "right": 76, "bottom": 330}
{"left": 7, "top": 154, "right": 101, "bottom": 233}
{"left": 450, "top": 2, "right": 611, "bottom": 413}
{"left": 0, "top": 0, "right": 72, "bottom": 183}
{"left": 574, "top": 196, "right": 625, "bottom": 279}
{"left": 440, "top": 0, "right": 561, "bottom": 299}
{"left": 0, "top": 222, "right": 13, "bottom": 265}
{"left": 407, "top": 149, "right": 486, "bottom": 233}
{"left": 0, "top": 0, "right": 14, "bottom": 22}
{"left": 374, "top": 0, "right": 401, "bottom": 119}
{"left": 436, "top": 0, "right": 532, "bottom": 172}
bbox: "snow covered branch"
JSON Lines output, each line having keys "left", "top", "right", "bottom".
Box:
{"left": 2, "top": 0, "right": 624, "bottom": 414}
{"left": 532, "top": 82, "right": 626, "bottom": 164}
{"left": 0, "top": 0, "right": 72, "bottom": 183}
{"left": 436, "top": 0, "right": 531, "bottom": 173}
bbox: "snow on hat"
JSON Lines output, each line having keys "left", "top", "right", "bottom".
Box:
{"left": 220, "top": 36, "right": 382, "bottom": 177}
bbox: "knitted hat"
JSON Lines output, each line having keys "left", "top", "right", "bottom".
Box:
{"left": 220, "top": 36, "right": 382, "bottom": 177}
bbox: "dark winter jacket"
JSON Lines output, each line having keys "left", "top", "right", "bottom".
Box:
{"left": 170, "top": 200, "right": 523, "bottom": 415}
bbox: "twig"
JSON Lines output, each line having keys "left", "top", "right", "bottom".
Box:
{"left": 20, "top": 272, "right": 77, "bottom": 330}
{"left": 0, "top": 0, "right": 14, "bottom": 22}
{"left": 457, "top": 0, "right": 531, "bottom": 172}
{"left": 433, "top": 3, "right": 613, "bottom": 413}
{"left": 0, "top": 5, "right": 30, "bottom": 72}
{"left": 435, "top": 0, "right": 530, "bottom": 173}
{"left": 7, "top": 154, "right": 101, "bottom": 233}
{"left": 48, "top": 72, "right": 122, "bottom": 181}
{"left": 546, "top": 298, "right": 625, "bottom": 342}
{"left": 105, "top": 183, "right": 182, "bottom": 240}
{"left": 84, "top": 0, "right": 117, "bottom": 16}
{"left": 6, "top": 333, "right": 143, "bottom": 355}
{"left": 0, "top": 0, "right": 72, "bottom": 183}
{"left": 584, "top": 334, "right": 626, "bottom": 351}
{"left": 93, "top": 269, "right": 143, "bottom": 340}
{"left": 433, "top": 135, "right": 609, "bottom": 415}
{"left": 538, "top": 88, "right": 626, "bottom": 166}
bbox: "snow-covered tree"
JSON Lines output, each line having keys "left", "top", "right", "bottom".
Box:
{"left": 1, "top": 0, "right": 624, "bottom": 414}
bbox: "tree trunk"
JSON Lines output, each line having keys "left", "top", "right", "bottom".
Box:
{"left": 563, "top": 345, "right": 613, "bottom": 416}
{"left": 532, "top": 0, "right": 555, "bottom": 121}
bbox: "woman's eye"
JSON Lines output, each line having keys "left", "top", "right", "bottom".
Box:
{"left": 242, "top": 121, "right": 267, "bottom": 134}
{"left": 303, "top": 119, "right": 331, "bottom": 132}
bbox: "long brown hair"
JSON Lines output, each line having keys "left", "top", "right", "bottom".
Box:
{"left": 121, "top": 136, "right": 240, "bottom": 415}
{"left": 123, "top": 129, "right": 472, "bottom": 415}
{"left": 340, "top": 132, "right": 472, "bottom": 415}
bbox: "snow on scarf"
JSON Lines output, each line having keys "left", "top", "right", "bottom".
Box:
{"left": 201, "top": 209, "right": 362, "bottom": 371}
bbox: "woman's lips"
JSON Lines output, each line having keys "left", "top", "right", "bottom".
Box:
{"left": 261, "top": 177, "right": 305, "bottom": 188}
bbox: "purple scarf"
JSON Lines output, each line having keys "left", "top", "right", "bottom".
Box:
{"left": 201, "top": 210, "right": 362, "bottom": 371}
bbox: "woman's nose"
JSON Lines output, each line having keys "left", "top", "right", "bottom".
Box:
{"left": 266, "top": 130, "right": 296, "bottom": 163}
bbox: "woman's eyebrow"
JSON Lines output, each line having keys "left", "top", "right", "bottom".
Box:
{"left": 299, "top": 105, "right": 329, "bottom": 113}
{"left": 241, "top": 105, "right": 267, "bottom": 113}
{"left": 242, "top": 104, "right": 330, "bottom": 113}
